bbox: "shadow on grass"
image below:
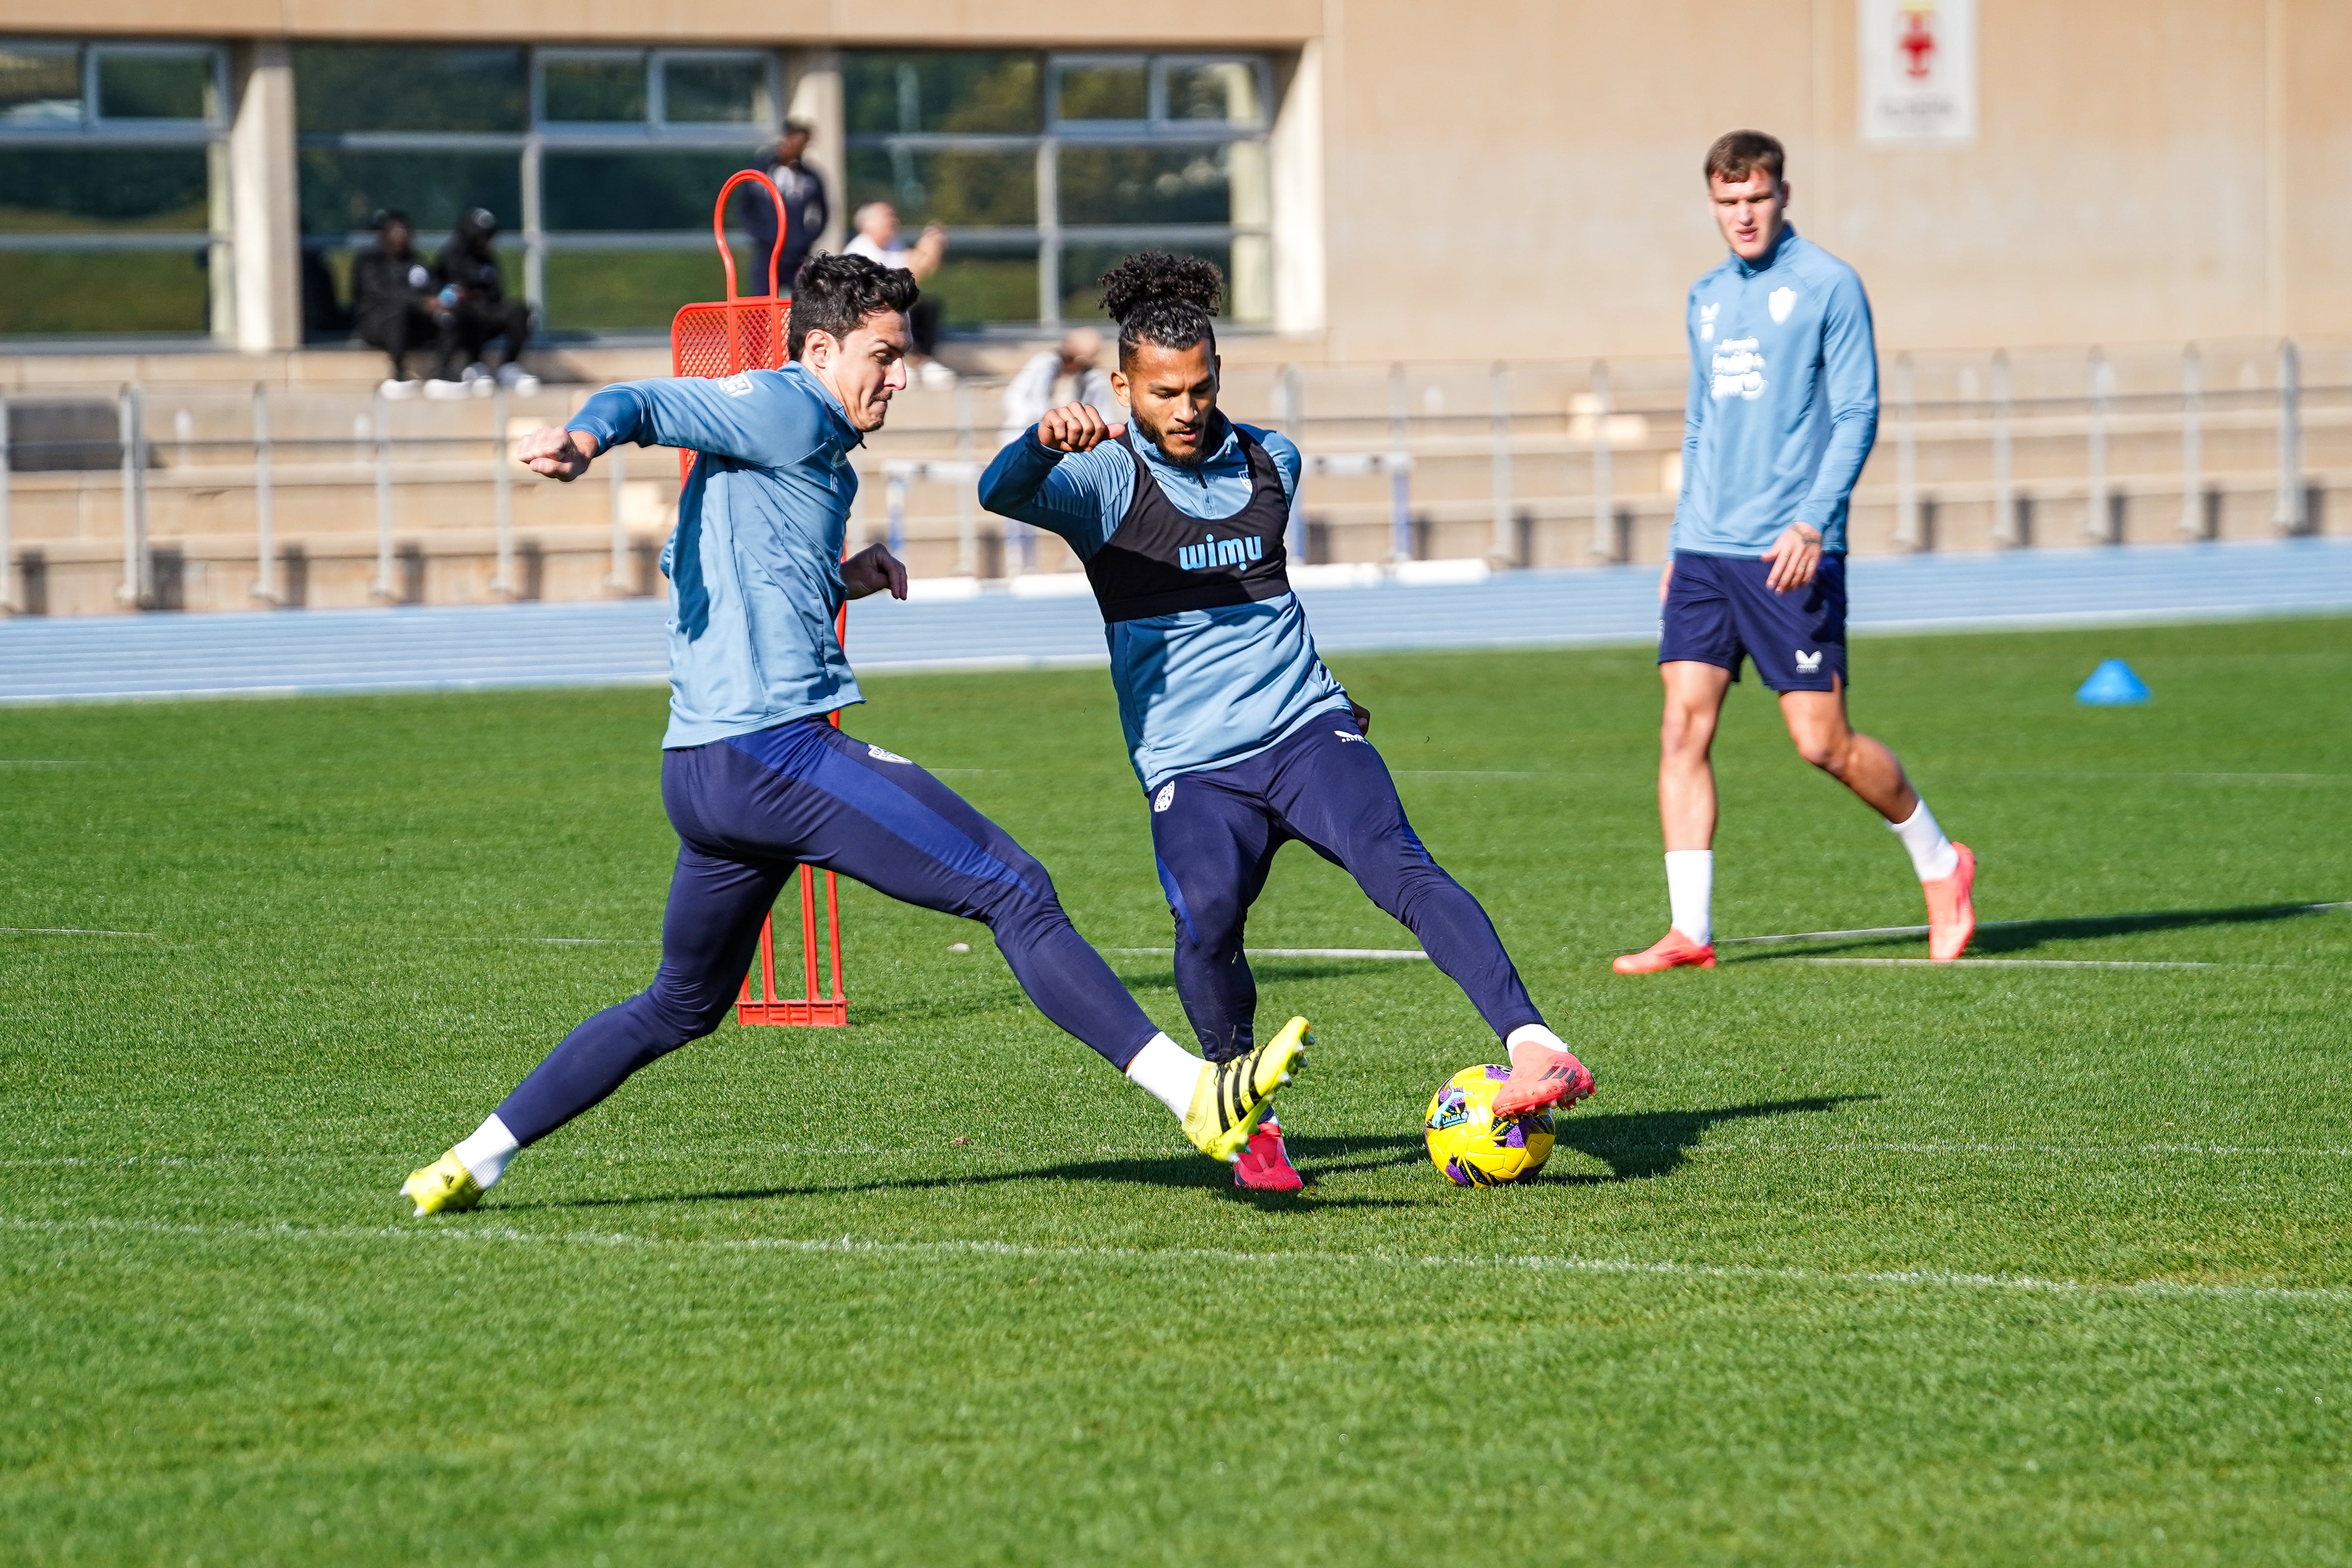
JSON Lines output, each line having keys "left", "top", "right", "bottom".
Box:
{"left": 500, "top": 1103, "right": 1868, "bottom": 1214}
{"left": 1723, "top": 901, "right": 2340, "bottom": 961}
{"left": 1547, "top": 1095, "right": 1872, "bottom": 1183}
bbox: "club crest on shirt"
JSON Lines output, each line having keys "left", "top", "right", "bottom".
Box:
{"left": 1153, "top": 781, "right": 1175, "bottom": 812}
{"left": 1768, "top": 287, "right": 1797, "bottom": 324}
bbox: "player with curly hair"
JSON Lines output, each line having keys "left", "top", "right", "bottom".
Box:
{"left": 979, "top": 252, "right": 1593, "bottom": 1190}
{"left": 398, "top": 253, "right": 1305, "bottom": 1217}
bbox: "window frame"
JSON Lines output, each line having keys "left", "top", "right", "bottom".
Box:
{"left": 846, "top": 48, "right": 1274, "bottom": 330}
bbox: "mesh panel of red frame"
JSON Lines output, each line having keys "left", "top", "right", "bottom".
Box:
{"left": 671, "top": 170, "right": 848, "bottom": 1027}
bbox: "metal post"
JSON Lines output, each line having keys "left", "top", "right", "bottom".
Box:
{"left": 1486, "top": 361, "right": 1511, "bottom": 565}
{"left": 2178, "top": 343, "right": 2202, "bottom": 538}
{"left": 1588, "top": 360, "right": 1614, "bottom": 559}
{"left": 1990, "top": 351, "right": 2016, "bottom": 546}
{"left": 952, "top": 381, "right": 976, "bottom": 576}
{"left": 2273, "top": 339, "right": 2304, "bottom": 533}
{"left": 369, "top": 387, "right": 395, "bottom": 600}
{"left": 1387, "top": 362, "right": 1408, "bottom": 452}
{"left": 1279, "top": 365, "right": 1304, "bottom": 559}
{"left": 174, "top": 407, "right": 193, "bottom": 468}
{"left": 2084, "top": 347, "right": 2111, "bottom": 541}
{"left": 605, "top": 443, "right": 631, "bottom": 592}
{"left": 1893, "top": 353, "right": 1921, "bottom": 549}
{"left": 0, "top": 391, "right": 12, "bottom": 613}
{"left": 491, "top": 383, "right": 516, "bottom": 597}
{"left": 116, "top": 383, "right": 149, "bottom": 607}
{"left": 250, "top": 383, "right": 276, "bottom": 604}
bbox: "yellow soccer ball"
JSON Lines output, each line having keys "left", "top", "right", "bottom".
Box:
{"left": 1424, "top": 1064, "right": 1555, "bottom": 1186}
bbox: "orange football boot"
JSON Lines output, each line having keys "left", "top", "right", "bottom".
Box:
{"left": 1924, "top": 842, "right": 1977, "bottom": 961}
{"left": 1490, "top": 1042, "right": 1596, "bottom": 1120}
{"left": 1611, "top": 929, "right": 1717, "bottom": 974}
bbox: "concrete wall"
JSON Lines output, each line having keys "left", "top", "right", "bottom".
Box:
{"left": 4, "top": 0, "right": 2347, "bottom": 360}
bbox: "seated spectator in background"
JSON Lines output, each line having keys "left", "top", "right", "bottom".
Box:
{"left": 737, "top": 119, "right": 828, "bottom": 293}
{"left": 845, "top": 201, "right": 952, "bottom": 387}
{"left": 999, "top": 328, "right": 1117, "bottom": 443}
{"left": 429, "top": 208, "right": 538, "bottom": 397}
{"left": 352, "top": 210, "right": 438, "bottom": 395}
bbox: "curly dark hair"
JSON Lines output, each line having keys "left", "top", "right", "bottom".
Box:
{"left": 1096, "top": 251, "right": 1223, "bottom": 363}
{"left": 787, "top": 251, "right": 920, "bottom": 361}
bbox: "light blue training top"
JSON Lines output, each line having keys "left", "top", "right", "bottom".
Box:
{"left": 1672, "top": 226, "right": 1880, "bottom": 557}
{"left": 568, "top": 363, "right": 864, "bottom": 749}
{"left": 978, "top": 418, "right": 1354, "bottom": 792}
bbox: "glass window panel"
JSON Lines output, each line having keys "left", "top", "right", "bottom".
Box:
{"left": 0, "top": 249, "right": 209, "bottom": 334}
{"left": 542, "top": 56, "right": 645, "bottom": 125}
{"left": 1166, "top": 61, "right": 1261, "bottom": 124}
{"left": 298, "top": 148, "right": 522, "bottom": 236}
{"left": 663, "top": 57, "right": 767, "bottom": 124}
{"left": 0, "top": 48, "right": 83, "bottom": 126}
{"left": 1060, "top": 240, "right": 1236, "bottom": 324}
{"left": 0, "top": 146, "right": 208, "bottom": 231}
{"left": 922, "top": 250, "right": 1038, "bottom": 325}
{"left": 293, "top": 45, "right": 526, "bottom": 134}
{"left": 94, "top": 51, "right": 212, "bottom": 122}
{"left": 542, "top": 247, "right": 747, "bottom": 331}
{"left": 845, "top": 146, "right": 1036, "bottom": 228}
{"left": 1054, "top": 62, "right": 1145, "bottom": 122}
{"left": 541, "top": 151, "right": 758, "bottom": 232}
{"left": 843, "top": 52, "right": 1040, "bottom": 134}
{"left": 1059, "top": 145, "right": 1246, "bottom": 227}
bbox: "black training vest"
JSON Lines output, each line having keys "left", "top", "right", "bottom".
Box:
{"left": 1081, "top": 423, "right": 1292, "bottom": 623}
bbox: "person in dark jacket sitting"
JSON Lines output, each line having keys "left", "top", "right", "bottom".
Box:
{"left": 351, "top": 209, "right": 438, "bottom": 393}
{"left": 430, "top": 208, "right": 535, "bottom": 394}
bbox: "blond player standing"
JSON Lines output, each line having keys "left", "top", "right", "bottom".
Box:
{"left": 1616, "top": 130, "right": 1976, "bottom": 974}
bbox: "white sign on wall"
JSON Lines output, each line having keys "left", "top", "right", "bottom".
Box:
{"left": 1858, "top": 0, "right": 1978, "bottom": 145}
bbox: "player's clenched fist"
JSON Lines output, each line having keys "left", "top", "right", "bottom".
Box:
{"left": 518, "top": 425, "right": 599, "bottom": 481}
{"left": 1035, "top": 402, "right": 1125, "bottom": 454}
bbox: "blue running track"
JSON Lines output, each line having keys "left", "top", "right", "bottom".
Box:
{"left": 2, "top": 538, "right": 2349, "bottom": 704}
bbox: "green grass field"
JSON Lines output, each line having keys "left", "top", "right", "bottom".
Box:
{"left": 4, "top": 618, "right": 2351, "bottom": 1566}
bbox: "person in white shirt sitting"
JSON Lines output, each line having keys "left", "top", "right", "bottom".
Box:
{"left": 844, "top": 202, "right": 951, "bottom": 387}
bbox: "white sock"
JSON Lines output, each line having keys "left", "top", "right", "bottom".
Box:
{"left": 1664, "top": 850, "right": 1713, "bottom": 946}
{"left": 1890, "top": 799, "right": 1959, "bottom": 882}
{"left": 1123, "top": 1033, "right": 1205, "bottom": 1120}
{"left": 1505, "top": 1022, "right": 1570, "bottom": 1062}
{"left": 453, "top": 1114, "right": 519, "bottom": 1189}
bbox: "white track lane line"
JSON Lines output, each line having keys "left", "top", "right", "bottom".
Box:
{"left": 0, "top": 926, "right": 156, "bottom": 938}
{"left": 4, "top": 1213, "right": 2341, "bottom": 1306}
{"left": 1105, "top": 947, "right": 1429, "bottom": 960}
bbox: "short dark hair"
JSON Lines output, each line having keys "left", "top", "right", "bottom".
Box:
{"left": 1097, "top": 251, "right": 1223, "bottom": 364}
{"left": 787, "top": 252, "right": 919, "bottom": 360}
{"left": 1704, "top": 130, "right": 1786, "bottom": 185}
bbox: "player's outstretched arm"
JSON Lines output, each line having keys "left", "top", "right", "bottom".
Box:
{"left": 976, "top": 402, "right": 1133, "bottom": 551}
{"left": 519, "top": 426, "right": 598, "bottom": 481}
{"left": 839, "top": 543, "right": 908, "bottom": 602}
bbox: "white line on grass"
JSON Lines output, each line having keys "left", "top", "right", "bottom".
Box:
{"left": 0, "top": 926, "right": 156, "bottom": 938}
{"left": 4, "top": 1213, "right": 2341, "bottom": 1307}
{"left": 1710, "top": 901, "right": 2350, "bottom": 949}
{"left": 1802, "top": 957, "right": 2223, "bottom": 970}
{"left": 1104, "top": 947, "right": 1430, "bottom": 961}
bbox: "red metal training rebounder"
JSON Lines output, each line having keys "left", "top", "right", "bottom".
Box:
{"left": 668, "top": 169, "right": 848, "bottom": 1027}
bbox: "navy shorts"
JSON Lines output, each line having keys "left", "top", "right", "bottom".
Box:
{"left": 1659, "top": 550, "right": 1848, "bottom": 693}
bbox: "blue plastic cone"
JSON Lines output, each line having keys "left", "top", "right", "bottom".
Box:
{"left": 2076, "top": 658, "right": 2151, "bottom": 705}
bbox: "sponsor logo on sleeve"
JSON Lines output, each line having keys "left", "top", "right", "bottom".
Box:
{"left": 717, "top": 373, "right": 755, "bottom": 397}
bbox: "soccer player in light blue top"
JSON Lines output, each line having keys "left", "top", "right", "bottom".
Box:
{"left": 981, "top": 253, "right": 1593, "bottom": 1190}
{"left": 399, "top": 254, "right": 1305, "bottom": 1217}
{"left": 1616, "top": 130, "right": 1977, "bottom": 975}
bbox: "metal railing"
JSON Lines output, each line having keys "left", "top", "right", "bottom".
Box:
{"left": 0, "top": 337, "right": 2343, "bottom": 614}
